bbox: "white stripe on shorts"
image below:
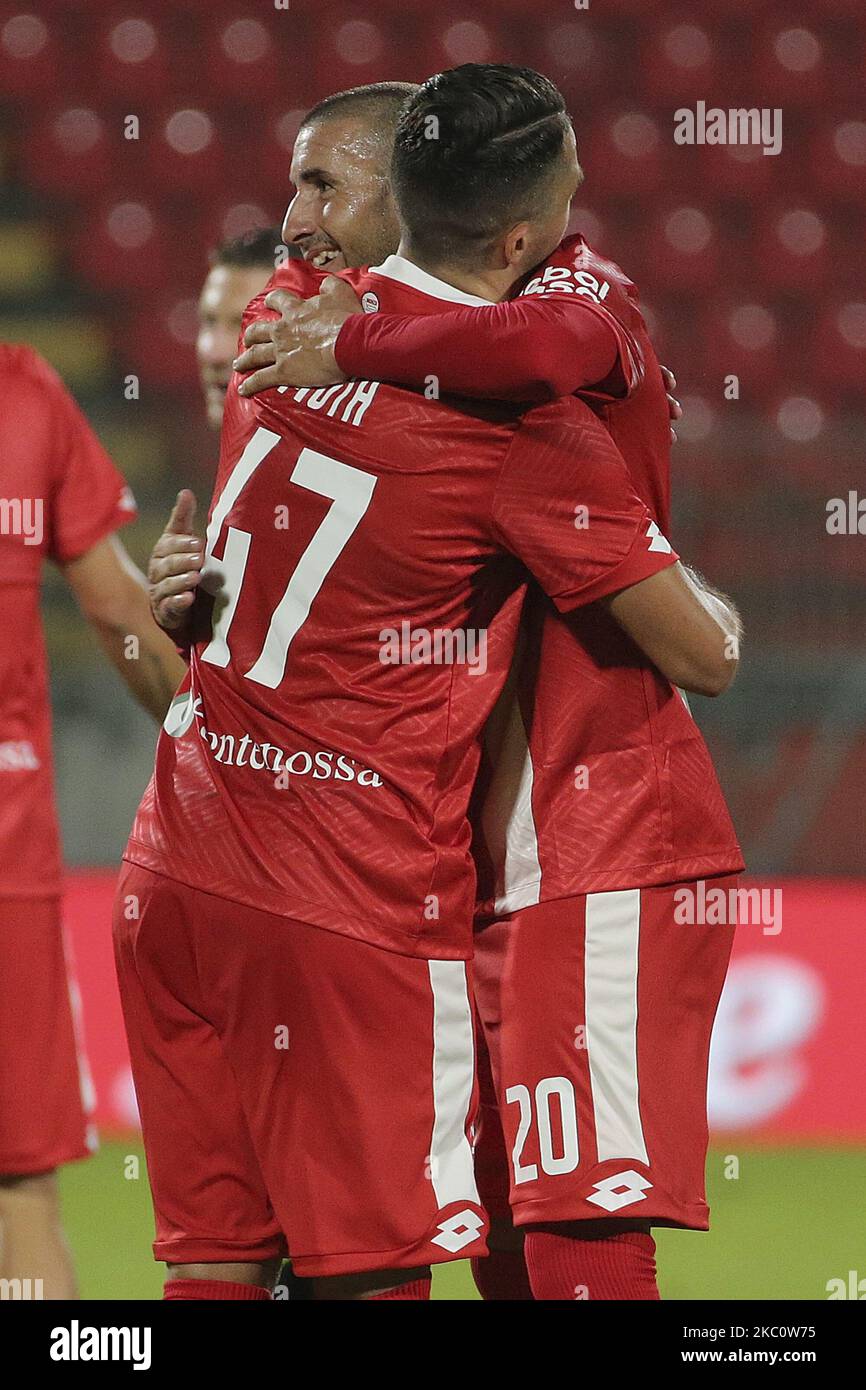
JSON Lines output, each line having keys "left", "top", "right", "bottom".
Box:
{"left": 584, "top": 889, "right": 649, "bottom": 1165}
{"left": 427, "top": 960, "right": 480, "bottom": 1208}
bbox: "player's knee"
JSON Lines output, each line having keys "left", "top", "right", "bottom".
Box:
{"left": 0, "top": 1169, "right": 60, "bottom": 1204}
{"left": 165, "top": 1258, "right": 280, "bottom": 1291}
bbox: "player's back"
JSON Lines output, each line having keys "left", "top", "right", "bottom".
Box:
{"left": 0, "top": 345, "right": 135, "bottom": 898}
{"left": 476, "top": 236, "right": 742, "bottom": 914}
{"left": 130, "top": 258, "right": 545, "bottom": 959}
{"left": 518, "top": 232, "right": 671, "bottom": 529}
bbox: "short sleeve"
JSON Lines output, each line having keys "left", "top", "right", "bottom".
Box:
{"left": 491, "top": 399, "right": 678, "bottom": 611}
{"left": 37, "top": 358, "right": 137, "bottom": 563}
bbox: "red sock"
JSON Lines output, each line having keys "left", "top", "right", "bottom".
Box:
{"left": 368, "top": 1278, "right": 431, "bottom": 1300}
{"left": 471, "top": 1251, "right": 533, "bottom": 1301}
{"left": 524, "top": 1228, "right": 660, "bottom": 1301}
{"left": 164, "top": 1279, "right": 272, "bottom": 1301}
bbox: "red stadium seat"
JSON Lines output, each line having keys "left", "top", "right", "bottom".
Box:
{"left": 812, "top": 301, "right": 866, "bottom": 392}
{"left": 749, "top": 19, "right": 828, "bottom": 107}
{"left": 254, "top": 107, "right": 307, "bottom": 206}
{"left": 94, "top": 14, "right": 173, "bottom": 104}
{"left": 194, "top": 12, "right": 285, "bottom": 106}
{"left": 142, "top": 108, "right": 226, "bottom": 196}
{"left": 696, "top": 139, "right": 778, "bottom": 202}
{"left": 70, "top": 199, "right": 178, "bottom": 296}
{"left": 526, "top": 17, "right": 612, "bottom": 103}
{"left": 193, "top": 198, "right": 283, "bottom": 255}
{"left": 415, "top": 10, "right": 506, "bottom": 73}
{"left": 0, "top": 8, "right": 61, "bottom": 100}
{"left": 753, "top": 206, "right": 832, "bottom": 292}
{"left": 121, "top": 292, "right": 202, "bottom": 391}
{"left": 310, "top": 9, "right": 423, "bottom": 94}
{"left": 809, "top": 118, "right": 866, "bottom": 203}
{"left": 20, "top": 107, "right": 115, "bottom": 203}
{"left": 580, "top": 110, "right": 670, "bottom": 196}
{"left": 770, "top": 392, "right": 828, "bottom": 449}
{"left": 642, "top": 204, "right": 723, "bottom": 293}
{"left": 700, "top": 301, "right": 783, "bottom": 401}
{"left": 641, "top": 21, "right": 723, "bottom": 103}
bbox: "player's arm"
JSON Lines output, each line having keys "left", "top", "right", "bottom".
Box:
{"left": 493, "top": 404, "right": 741, "bottom": 698}
{"left": 234, "top": 276, "right": 642, "bottom": 402}
{"left": 604, "top": 564, "right": 741, "bottom": 697}
{"left": 61, "top": 537, "right": 187, "bottom": 722}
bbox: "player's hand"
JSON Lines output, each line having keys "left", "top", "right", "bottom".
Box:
{"left": 234, "top": 277, "right": 362, "bottom": 395}
{"left": 661, "top": 365, "right": 683, "bottom": 443}
{"left": 147, "top": 490, "right": 204, "bottom": 634}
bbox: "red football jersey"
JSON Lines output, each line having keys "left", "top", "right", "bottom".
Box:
{"left": 0, "top": 346, "right": 137, "bottom": 898}
{"left": 328, "top": 236, "right": 743, "bottom": 907}
{"left": 125, "top": 255, "right": 678, "bottom": 960}
{"left": 474, "top": 238, "right": 743, "bottom": 911}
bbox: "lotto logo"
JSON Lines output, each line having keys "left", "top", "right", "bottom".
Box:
{"left": 646, "top": 520, "right": 673, "bottom": 554}
{"left": 586, "top": 1170, "right": 652, "bottom": 1212}
{"left": 431, "top": 1208, "right": 484, "bottom": 1253}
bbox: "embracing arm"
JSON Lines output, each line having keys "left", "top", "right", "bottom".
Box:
{"left": 335, "top": 293, "right": 638, "bottom": 401}
{"left": 234, "top": 276, "right": 647, "bottom": 404}
{"left": 605, "top": 563, "right": 742, "bottom": 697}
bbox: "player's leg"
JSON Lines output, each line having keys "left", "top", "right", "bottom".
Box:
{"left": 112, "top": 866, "right": 287, "bottom": 1300}
{"left": 470, "top": 918, "right": 532, "bottom": 1300}
{"left": 163, "top": 1260, "right": 280, "bottom": 1300}
{"left": 310, "top": 1267, "right": 432, "bottom": 1300}
{"left": 0, "top": 898, "right": 95, "bottom": 1299}
{"left": 0, "top": 1171, "right": 76, "bottom": 1299}
{"left": 191, "top": 897, "right": 489, "bottom": 1299}
{"left": 494, "top": 883, "right": 736, "bottom": 1300}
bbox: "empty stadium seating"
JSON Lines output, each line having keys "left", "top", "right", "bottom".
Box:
{"left": 0, "top": 0, "right": 861, "bottom": 477}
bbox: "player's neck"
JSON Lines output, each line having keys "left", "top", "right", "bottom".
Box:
{"left": 395, "top": 239, "right": 517, "bottom": 304}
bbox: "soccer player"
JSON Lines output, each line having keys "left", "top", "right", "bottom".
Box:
{"left": 197, "top": 227, "right": 297, "bottom": 432}
{"left": 232, "top": 68, "right": 745, "bottom": 1301}
{"left": 0, "top": 346, "right": 186, "bottom": 1298}
{"left": 119, "top": 69, "right": 738, "bottom": 1301}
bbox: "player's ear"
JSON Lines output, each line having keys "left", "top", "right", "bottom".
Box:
{"left": 503, "top": 221, "right": 532, "bottom": 268}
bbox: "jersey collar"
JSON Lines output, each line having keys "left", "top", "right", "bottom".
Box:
{"left": 368, "top": 254, "right": 492, "bottom": 307}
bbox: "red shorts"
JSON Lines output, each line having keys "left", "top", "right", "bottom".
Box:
{"left": 473, "top": 880, "right": 736, "bottom": 1230}
{"left": 0, "top": 897, "right": 95, "bottom": 1174}
{"left": 113, "top": 864, "right": 488, "bottom": 1278}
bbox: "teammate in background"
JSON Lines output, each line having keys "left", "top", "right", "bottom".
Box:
{"left": 0, "top": 347, "right": 186, "bottom": 1298}
{"left": 129, "top": 70, "right": 738, "bottom": 1301}
{"left": 197, "top": 227, "right": 298, "bottom": 432}
{"left": 230, "top": 67, "right": 744, "bottom": 1302}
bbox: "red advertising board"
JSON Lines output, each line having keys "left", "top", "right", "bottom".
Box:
{"left": 62, "top": 871, "right": 866, "bottom": 1140}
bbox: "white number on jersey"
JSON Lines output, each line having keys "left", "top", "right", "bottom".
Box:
{"left": 200, "top": 426, "right": 378, "bottom": 686}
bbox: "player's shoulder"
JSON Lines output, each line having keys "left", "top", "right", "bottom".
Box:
{"left": 513, "top": 392, "right": 611, "bottom": 447}
{"left": 242, "top": 260, "right": 329, "bottom": 329}
{"left": 0, "top": 342, "right": 65, "bottom": 394}
{"left": 519, "top": 232, "right": 639, "bottom": 310}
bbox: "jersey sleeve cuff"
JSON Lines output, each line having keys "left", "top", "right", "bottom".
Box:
{"left": 552, "top": 526, "right": 680, "bottom": 612}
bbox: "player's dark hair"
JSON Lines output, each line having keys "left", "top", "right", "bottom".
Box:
{"left": 392, "top": 64, "right": 574, "bottom": 267}
{"left": 303, "top": 82, "right": 420, "bottom": 142}
{"left": 210, "top": 226, "right": 297, "bottom": 270}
